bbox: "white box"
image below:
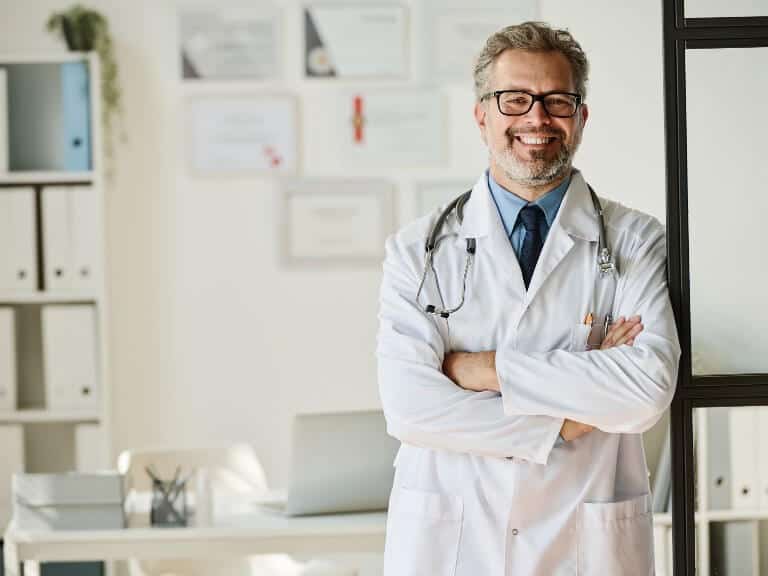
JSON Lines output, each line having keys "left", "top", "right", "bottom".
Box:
{"left": 42, "top": 187, "right": 73, "bottom": 291}
{"left": 0, "top": 187, "right": 37, "bottom": 292}
{"left": 42, "top": 305, "right": 99, "bottom": 411}
{"left": 0, "top": 424, "right": 24, "bottom": 529}
{"left": 0, "top": 308, "right": 17, "bottom": 412}
{"left": 13, "top": 472, "right": 124, "bottom": 530}
{"left": 730, "top": 407, "right": 759, "bottom": 508}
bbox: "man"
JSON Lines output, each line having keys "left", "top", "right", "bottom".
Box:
{"left": 377, "top": 22, "right": 680, "bottom": 575}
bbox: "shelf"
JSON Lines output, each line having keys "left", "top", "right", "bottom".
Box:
{"left": 0, "top": 293, "right": 98, "bottom": 305}
{"left": 0, "top": 171, "right": 95, "bottom": 186}
{"left": 0, "top": 410, "right": 100, "bottom": 424}
{"left": 705, "top": 509, "right": 768, "bottom": 522}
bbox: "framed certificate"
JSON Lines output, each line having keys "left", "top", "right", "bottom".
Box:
{"left": 281, "top": 179, "right": 395, "bottom": 265}
{"left": 178, "top": 3, "right": 281, "bottom": 80}
{"left": 419, "top": 0, "right": 538, "bottom": 82}
{"left": 304, "top": 3, "right": 408, "bottom": 78}
{"left": 186, "top": 94, "right": 299, "bottom": 176}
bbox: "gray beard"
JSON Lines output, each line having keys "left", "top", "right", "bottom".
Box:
{"left": 491, "top": 139, "right": 573, "bottom": 187}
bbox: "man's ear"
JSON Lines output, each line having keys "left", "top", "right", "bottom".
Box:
{"left": 474, "top": 101, "right": 488, "bottom": 145}
{"left": 579, "top": 102, "right": 589, "bottom": 128}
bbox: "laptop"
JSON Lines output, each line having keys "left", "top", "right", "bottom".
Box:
{"left": 256, "top": 410, "right": 400, "bottom": 516}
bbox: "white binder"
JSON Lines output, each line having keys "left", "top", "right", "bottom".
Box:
{"left": 0, "top": 308, "right": 17, "bottom": 412}
{"left": 729, "top": 406, "right": 759, "bottom": 509}
{"left": 707, "top": 407, "right": 732, "bottom": 509}
{"left": 42, "top": 187, "right": 73, "bottom": 291}
{"left": 42, "top": 305, "right": 99, "bottom": 411}
{"left": 758, "top": 407, "right": 768, "bottom": 509}
{"left": 75, "top": 423, "right": 106, "bottom": 471}
{"left": 0, "top": 424, "right": 24, "bottom": 528}
{"left": 0, "top": 187, "right": 37, "bottom": 292}
{"left": 0, "top": 68, "right": 8, "bottom": 173}
{"left": 70, "top": 186, "right": 100, "bottom": 292}
{"left": 710, "top": 521, "right": 759, "bottom": 576}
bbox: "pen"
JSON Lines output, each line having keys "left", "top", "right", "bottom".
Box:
{"left": 583, "top": 312, "right": 593, "bottom": 326}
{"left": 603, "top": 313, "right": 613, "bottom": 339}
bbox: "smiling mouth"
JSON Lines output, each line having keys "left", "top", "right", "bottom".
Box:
{"left": 514, "top": 135, "right": 559, "bottom": 145}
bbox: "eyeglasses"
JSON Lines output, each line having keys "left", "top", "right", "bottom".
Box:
{"left": 480, "top": 90, "right": 582, "bottom": 118}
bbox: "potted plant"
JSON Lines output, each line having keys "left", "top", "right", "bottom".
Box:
{"left": 46, "top": 4, "right": 122, "bottom": 173}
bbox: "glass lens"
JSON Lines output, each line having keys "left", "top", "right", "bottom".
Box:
{"left": 543, "top": 94, "right": 578, "bottom": 117}
{"left": 692, "top": 406, "right": 768, "bottom": 574}
{"left": 498, "top": 91, "right": 534, "bottom": 114}
{"left": 685, "top": 0, "right": 768, "bottom": 18}
{"left": 686, "top": 47, "right": 768, "bottom": 375}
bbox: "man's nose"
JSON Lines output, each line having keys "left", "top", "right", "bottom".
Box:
{"left": 524, "top": 100, "right": 552, "bottom": 125}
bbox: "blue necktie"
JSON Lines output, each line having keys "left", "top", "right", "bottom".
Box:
{"left": 518, "top": 205, "right": 545, "bottom": 289}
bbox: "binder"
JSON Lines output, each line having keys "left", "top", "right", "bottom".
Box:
{"left": 60, "top": 61, "right": 92, "bottom": 171}
{"left": 0, "top": 424, "right": 24, "bottom": 528}
{"left": 42, "top": 305, "right": 99, "bottom": 411}
{"left": 758, "top": 407, "right": 768, "bottom": 509}
{"left": 0, "top": 68, "right": 8, "bottom": 173}
{"left": 70, "top": 187, "right": 100, "bottom": 291}
{"left": 42, "top": 186, "right": 73, "bottom": 291}
{"left": 729, "top": 407, "right": 759, "bottom": 509}
{"left": 75, "top": 423, "right": 106, "bottom": 471}
{"left": 0, "top": 308, "right": 17, "bottom": 412}
{"left": 707, "top": 407, "right": 732, "bottom": 510}
{"left": 710, "top": 521, "right": 759, "bottom": 576}
{"left": 0, "top": 187, "right": 37, "bottom": 292}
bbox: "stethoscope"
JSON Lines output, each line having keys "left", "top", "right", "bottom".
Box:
{"left": 415, "top": 183, "right": 617, "bottom": 319}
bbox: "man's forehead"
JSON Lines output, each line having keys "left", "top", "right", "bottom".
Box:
{"left": 491, "top": 49, "right": 575, "bottom": 91}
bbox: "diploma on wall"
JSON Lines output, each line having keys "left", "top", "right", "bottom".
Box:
{"left": 281, "top": 179, "right": 394, "bottom": 264}
{"left": 304, "top": 3, "right": 408, "bottom": 78}
{"left": 187, "top": 95, "right": 298, "bottom": 176}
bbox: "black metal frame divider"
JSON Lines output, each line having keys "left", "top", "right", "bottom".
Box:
{"left": 662, "top": 1, "right": 768, "bottom": 573}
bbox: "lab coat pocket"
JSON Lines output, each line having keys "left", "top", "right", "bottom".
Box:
{"left": 577, "top": 493, "right": 653, "bottom": 576}
{"left": 383, "top": 486, "right": 463, "bottom": 576}
{"left": 570, "top": 324, "right": 592, "bottom": 351}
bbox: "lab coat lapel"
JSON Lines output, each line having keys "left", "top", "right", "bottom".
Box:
{"left": 460, "top": 175, "right": 526, "bottom": 292}
{"left": 522, "top": 170, "right": 600, "bottom": 311}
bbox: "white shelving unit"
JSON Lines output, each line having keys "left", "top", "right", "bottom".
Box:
{"left": 648, "top": 410, "right": 768, "bottom": 575}
{"left": 0, "top": 52, "right": 111, "bottom": 534}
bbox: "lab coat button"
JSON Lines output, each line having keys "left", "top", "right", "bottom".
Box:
{"left": 511, "top": 528, "right": 519, "bottom": 536}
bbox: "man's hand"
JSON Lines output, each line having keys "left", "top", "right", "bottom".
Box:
{"left": 600, "top": 315, "right": 643, "bottom": 350}
{"left": 442, "top": 351, "right": 499, "bottom": 393}
{"left": 560, "top": 419, "right": 595, "bottom": 441}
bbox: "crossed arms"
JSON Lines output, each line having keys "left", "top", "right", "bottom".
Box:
{"left": 377, "top": 226, "right": 680, "bottom": 465}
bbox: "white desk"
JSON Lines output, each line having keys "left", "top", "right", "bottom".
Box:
{"left": 3, "top": 510, "right": 387, "bottom": 576}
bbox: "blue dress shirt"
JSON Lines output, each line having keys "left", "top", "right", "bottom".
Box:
{"left": 487, "top": 171, "right": 570, "bottom": 259}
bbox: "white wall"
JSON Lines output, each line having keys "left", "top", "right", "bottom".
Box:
{"left": 0, "top": 0, "right": 667, "bottom": 488}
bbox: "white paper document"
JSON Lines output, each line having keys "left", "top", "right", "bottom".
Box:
{"left": 283, "top": 179, "right": 394, "bottom": 263}
{"left": 420, "top": 0, "right": 538, "bottom": 81}
{"left": 304, "top": 3, "right": 407, "bottom": 78}
{"left": 188, "top": 95, "right": 298, "bottom": 176}
{"left": 341, "top": 89, "right": 445, "bottom": 166}
{"left": 179, "top": 3, "right": 280, "bottom": 80}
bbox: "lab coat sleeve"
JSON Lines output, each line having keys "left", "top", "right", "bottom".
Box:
{"left": 496, "top": 221, "right": 681, "bottom": 433}
{"left": 377, "top": 234, "right": 564, "bottom": 465}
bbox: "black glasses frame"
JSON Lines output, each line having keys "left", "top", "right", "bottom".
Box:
{"left": 480, "top": 90, "right": 583, "bottom": 118}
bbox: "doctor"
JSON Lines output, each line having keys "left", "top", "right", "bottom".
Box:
{"left": 377, "top": 21, "right": 680, "bottom": 576}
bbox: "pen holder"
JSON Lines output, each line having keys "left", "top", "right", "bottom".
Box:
{"left": 150, "top": 477, "right": 189, "bottom": 527}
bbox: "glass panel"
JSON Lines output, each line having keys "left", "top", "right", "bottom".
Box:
{"left": 693, "top": 406, "right": 768, "bottom": 575}
{"left": 685, "top": 0, "right": 768, "bottom": 18}
{"left": 686, "top": 48, "right": 768, "bottom": 375}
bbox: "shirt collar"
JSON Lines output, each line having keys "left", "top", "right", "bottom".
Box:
{"left": 487, "top": 170, "right": 571, "bottom": 237}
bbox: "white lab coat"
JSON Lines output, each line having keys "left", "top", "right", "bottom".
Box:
{"left": 377, "top": 170, "right": 680, "bottom": 576}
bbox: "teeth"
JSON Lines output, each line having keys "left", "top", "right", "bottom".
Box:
{"left": 518, "top": 136, "right": 554, "bottom": 144}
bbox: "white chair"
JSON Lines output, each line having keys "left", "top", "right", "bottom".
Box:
{"left": 117, "top": 445, "right": 357, "bottom": 576}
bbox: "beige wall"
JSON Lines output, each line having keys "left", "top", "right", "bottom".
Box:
{"left": 0, "top": 0, "right": 667, "bottom": 488}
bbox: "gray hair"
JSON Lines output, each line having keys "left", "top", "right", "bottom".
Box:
{"left": 473, "top": 22, "right": 589, "bottom": 101}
